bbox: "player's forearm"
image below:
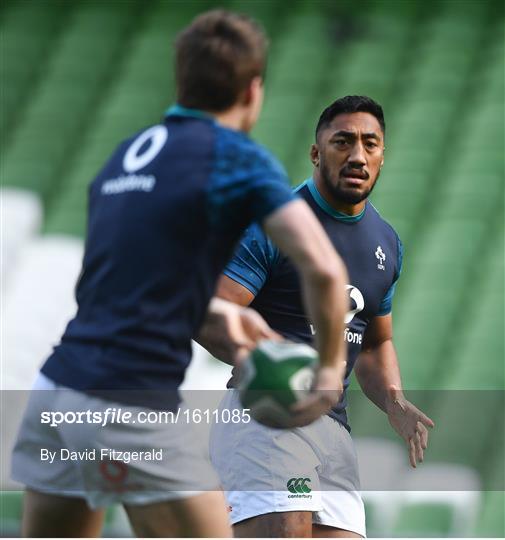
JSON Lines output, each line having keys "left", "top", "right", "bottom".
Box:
{"left": 196, "top": 330, "right": 235, "bottom": 366}
{"left": 196, "top": 298, "right": 236, "bottom": 365}
{"left": 197, "top": 297, "right": 278, "bottom": 366}
{"left": 355, "top": 340, "right": 403, "bottom": 413}
{"left": 300, "top": 257, "right": 348, "bottom": 373}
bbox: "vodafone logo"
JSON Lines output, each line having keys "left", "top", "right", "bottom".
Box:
{"left": 123, "top": 125, "right": 168, "bottom": 173}
{"left": 309, "top": 284, "right": 365, "bottom": 336}
{"left": 345, "top": 285, "right": 364, "bottom": 324}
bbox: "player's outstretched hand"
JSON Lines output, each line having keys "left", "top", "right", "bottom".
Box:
{"left": 289, "top": 366, "right": 344, "bottom": 428}
{"left": 199, "top": 298, "right": 281, "bottom": 366}
{"left": 386, "top": 385, "right": 435, "bottom": 468}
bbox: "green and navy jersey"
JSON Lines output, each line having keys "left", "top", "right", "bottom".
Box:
{"left": 224, "top": 178, "right": 403, "bottom": 429}
{"left": 41, "top": 106, "right": 295, "bottom": 399}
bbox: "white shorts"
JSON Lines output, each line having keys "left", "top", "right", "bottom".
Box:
{"left": 11, "top": 373, "right": 220, "bottom": 509}
{"left": 209, "top": 390, "right": 366, "bottom": 537}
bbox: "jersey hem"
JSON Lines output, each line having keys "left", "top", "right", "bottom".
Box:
{"left": 230, "top": 503, "right": 324, "bottom": 525}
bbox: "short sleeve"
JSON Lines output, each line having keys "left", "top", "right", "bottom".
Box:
{"left": 223, "top": 223, "right": 279, "bottom": 296}
{"left": 377, "top": 235, "right": 403, "bottom": 316}
{"left": 207, "top": 127, "right": 295, "bottom": 232}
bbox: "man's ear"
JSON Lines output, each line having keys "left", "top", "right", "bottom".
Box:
{"left": 310, "top": 144, "right": 320, "bottom": 167}
{"left": 242, "top": 76, "right": 263, "bottom": 106}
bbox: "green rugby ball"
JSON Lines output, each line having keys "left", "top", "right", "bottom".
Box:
{"left": 238, "top": 340, "right": 318, "bottom": 428}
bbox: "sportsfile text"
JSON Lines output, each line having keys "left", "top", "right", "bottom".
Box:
{"left": 40, "top": 407, "right": 252, "bottom": 427}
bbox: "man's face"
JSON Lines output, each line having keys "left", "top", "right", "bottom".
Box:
{"left": 313, "top": 112, "right": 385, "bottom": 205}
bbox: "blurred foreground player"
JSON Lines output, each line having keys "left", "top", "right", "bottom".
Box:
{"left": 11, "top": 11, "right": 349, "bottom": 538}
{"left": 208, "top": 96, "right": 435, "bottom": 537}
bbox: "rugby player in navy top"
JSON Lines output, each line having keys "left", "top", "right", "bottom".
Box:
{"left": 11, "top": 11, "right": 349, "bottom": 538}
{"left": 208, "top": 96, "right": 435, "bottom": 538}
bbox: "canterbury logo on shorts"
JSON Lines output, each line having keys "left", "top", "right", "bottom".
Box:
{"left": 287, "top": 477, "right": 312, "bottom": 494}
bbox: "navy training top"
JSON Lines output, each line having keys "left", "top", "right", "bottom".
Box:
{"left": 224, "top": 178, "right": 403, "bottom": 430}
{"left": 41, "top": 106, "right": 295, "bottom": 399}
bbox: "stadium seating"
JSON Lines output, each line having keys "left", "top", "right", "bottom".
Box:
{"left": 1, "top": 237, "right": 82, "bottom": 390}
{"left": 0, "top": 492, "right": 22, "bottom": 537}
{"left": 391, "top": 464, "right": 482, "bottom": 537}
{"left": 354, "top": 438, "right": 406, "bottom": 536}
{"left": 1, "top": 0, "right": 503, "bottom": 536}
{"left": 0, "top": 188, "right": 42, "bottom": 288}
{"left": 0, "top": 0, "right": 70, "bottom": 147}
{"left": 0, "top": 1, "right": 140, "bottom": 206}
{"left": 478, "top": 491, "right": 505, "bottom": 537}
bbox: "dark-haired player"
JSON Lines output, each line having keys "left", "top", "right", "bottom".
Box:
{"left": 208, "top": 96, "right": 435, "bottom": 538}
{"left": 11, "top": 11, "right": 349, "bottom": 537}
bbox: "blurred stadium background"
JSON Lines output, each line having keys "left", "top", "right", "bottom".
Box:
{"left": 0, "top": 0, "right": 503, "bottom": 536}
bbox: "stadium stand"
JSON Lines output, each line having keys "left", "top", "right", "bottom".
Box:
{"left": 0, "top": 1, "right": 141, "bottom": 205}
{"left": 1, "top": 237, "right": 82, "bottom": 390}
{"left": 0, "top": 188, "right": 42, "bottom": 288}
{"left": 391, "top": 464, "right": 481, "bottom": 537}
{"left": 354, "top": 438, "right": 406, "bottom": 536}
{"left": 0, "top": 0, "right": 71, "bottom": 148}
{"left": 1, "top": 0, "right": 503, "bottom": 536}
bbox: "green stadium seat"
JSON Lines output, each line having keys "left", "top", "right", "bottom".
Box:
{"left": 255, "top": 92, "right": 314, "bottom": 166}
{"left": 0, "top": 491, "right": 22, "bottom": 536}
{"left": 0, "top": 3, "right": 69, "bottom": 144}
{"left": 393, "top": 464, "right": 481, "bottom": 536}
{"left": 1, "top": 0, "right": 68, "bottom": 27}
{"left": 441, "top": 192, "right": 500, "bottom": 218}
{"left": 1, "top": 0, "right": 142, "bottom": 208}
{"left": 440, "top": 0, "right": 488, "bottom": 19}
{"left": 393, "top": 502, "right": 454, "bottom": 537}
{"left": 427, "top": 390, "right": 500, "bottom": 470}
{"left": 421, "top": 219, "right": 485, "bottom": 263}
{"left": 371, "top": 192, "right": 423, "bottom": 220}
{"left": 448, "top": 293, "right": 504, "bottom": 387}
{"left": 477, "top": 491, "right": 505, "bottom": 537}
{"left": 439, "top": 172, "right": 503, "bottom": 196}
{"left": 230, "top": 0, "right": 285, "bottom": 33}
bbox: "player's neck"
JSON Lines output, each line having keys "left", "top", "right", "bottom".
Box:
{"left": 314, "top": 176, "right": 366, "bottom": 216}
{"left": 211, "top": 107, "right": 251, "bottom": 133}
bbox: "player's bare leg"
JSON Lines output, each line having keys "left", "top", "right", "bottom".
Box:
{"left": 233, "top": 511, "right": 313, "bottom": 537}
{"left": 22, "top": 488, "right": 105, "bottom": 537}
{"left": 124, "top": 490, "right": 231, "bottom": 537}
{"left": 313, "top": 524, "right": 363, "bottom": 538}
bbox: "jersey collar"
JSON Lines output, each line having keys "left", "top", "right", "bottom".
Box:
{"left": 304, "top": 177, "right": 366, "bottom": 222}
{"left": 164, "top": 104, "right": 215, "bottom": 121}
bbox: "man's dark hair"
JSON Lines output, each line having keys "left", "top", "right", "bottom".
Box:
{"left": 315, "top": 95, "right": 386, "bottom": 139}
{"left": 175, "top": 10, "right": 268, "bottom": 112}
